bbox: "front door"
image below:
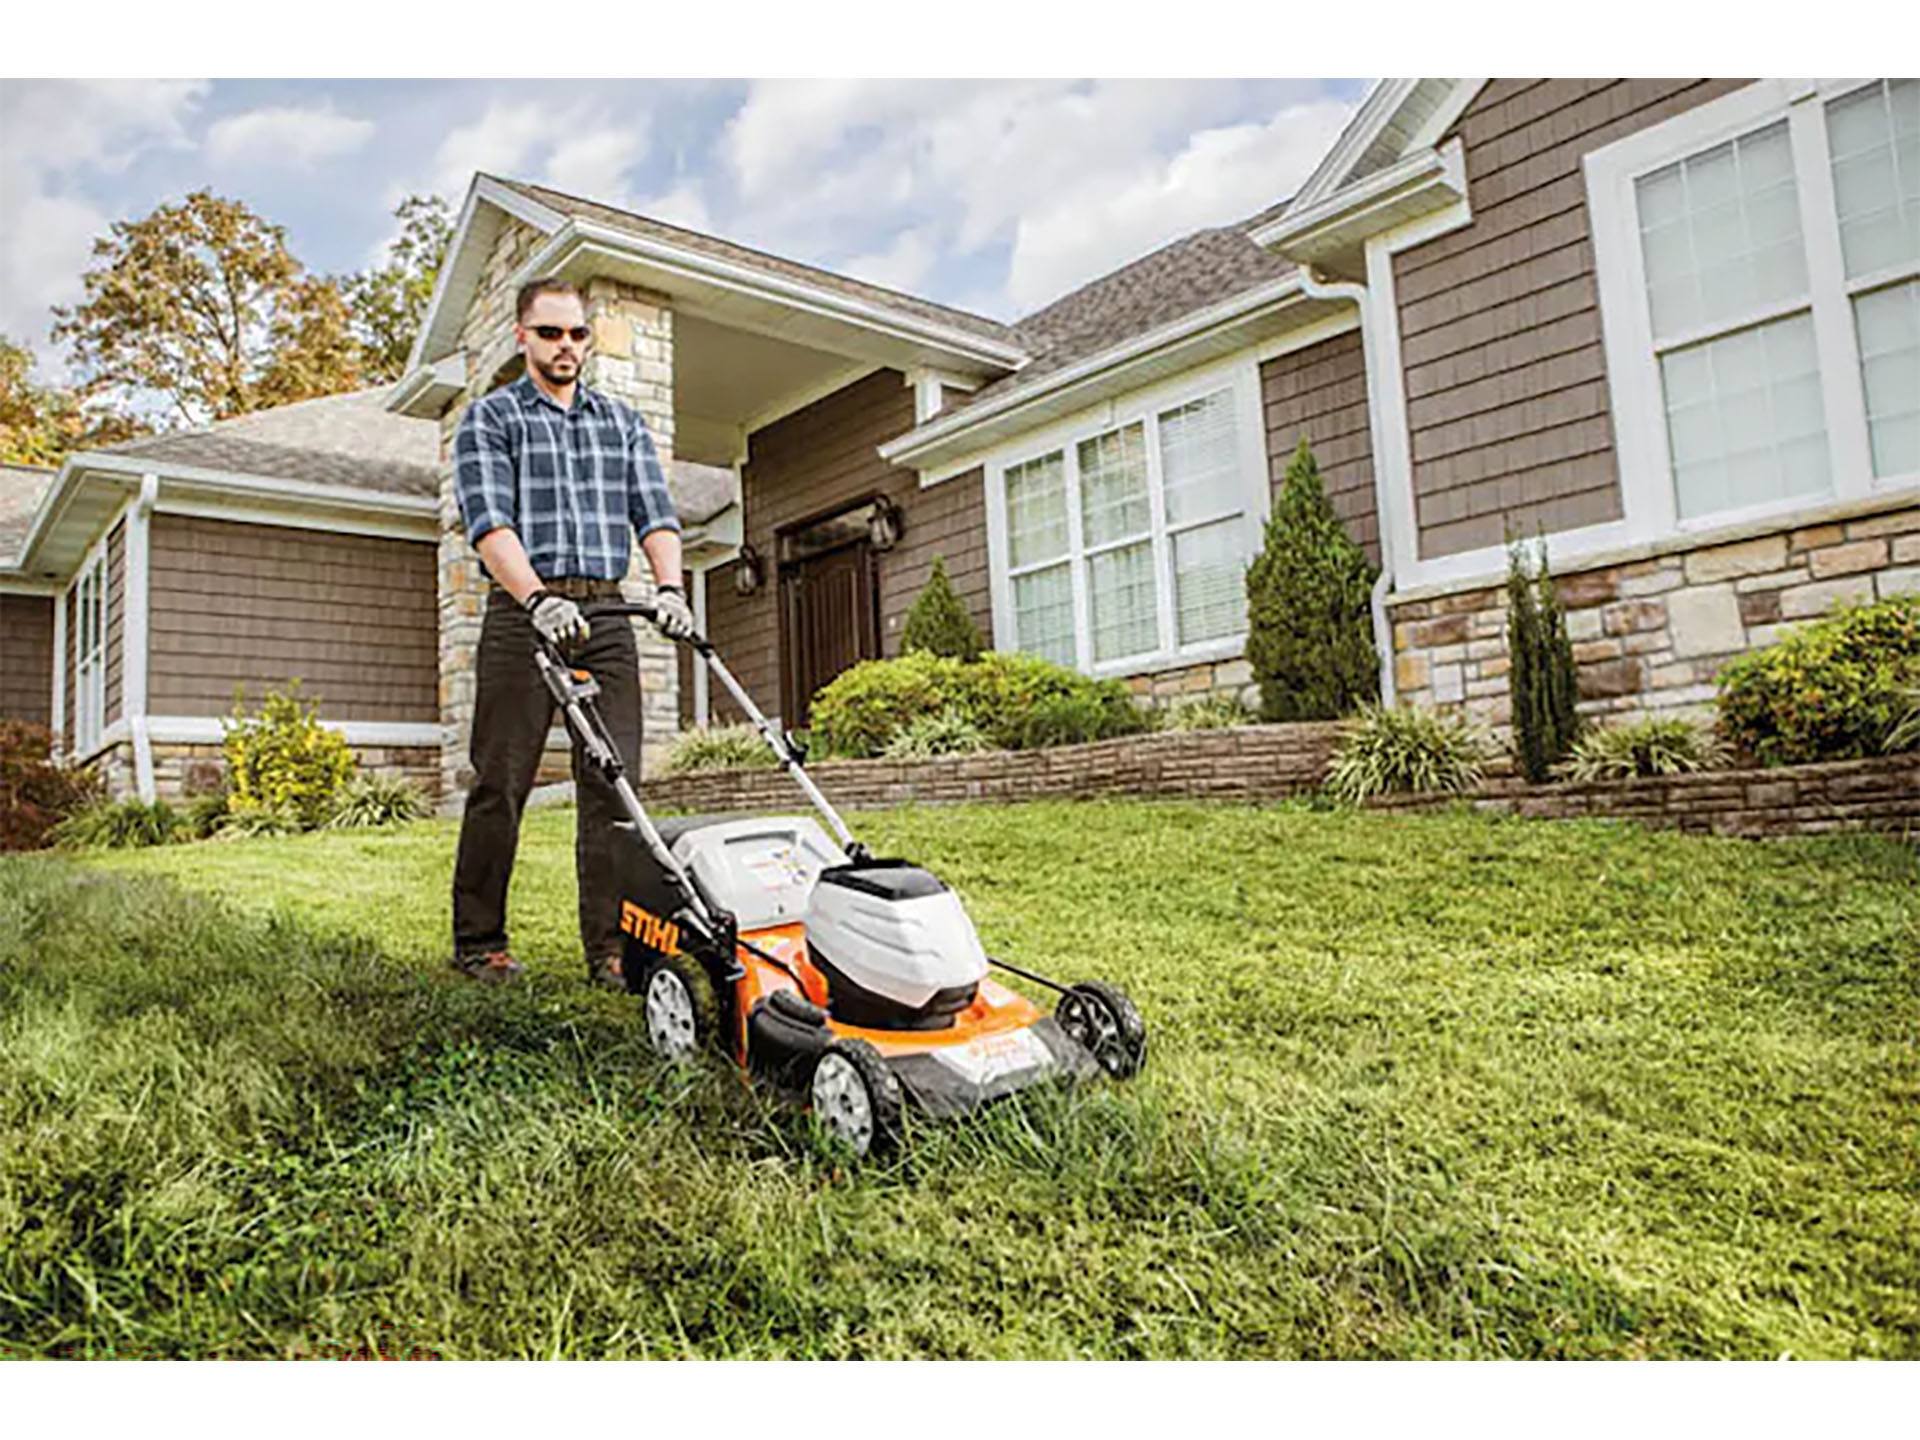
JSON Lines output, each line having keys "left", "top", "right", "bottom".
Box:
{"left": 779, "top": 535, "right": 880, "bottom": 726}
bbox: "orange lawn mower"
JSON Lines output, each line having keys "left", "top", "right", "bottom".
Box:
{"left": 536, "top": 602, "right": 1147, "bottom": 1157}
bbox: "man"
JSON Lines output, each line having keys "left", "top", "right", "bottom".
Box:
{"left": 449, "top": 276, "right": 696, "bottom": 989}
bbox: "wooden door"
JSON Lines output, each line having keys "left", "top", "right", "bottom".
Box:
{"left": 780, "top": 540, "right": 879, "bottom": 726}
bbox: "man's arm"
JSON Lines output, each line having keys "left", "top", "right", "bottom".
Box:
{"left": 476, "top": 528, "right": 545, "bottom": 605}
{"left": 454, "top": 397, "right": 537, "bottom": 597}
{"left": 641, "top": 527, "right": 683, "bottom": 593}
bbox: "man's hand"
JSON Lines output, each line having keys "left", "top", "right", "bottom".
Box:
{"left": 653, "top": 585, "right": 696, "bottom": 642}
{"left": 525, "top": 590, "right": 590, "bottom": 647}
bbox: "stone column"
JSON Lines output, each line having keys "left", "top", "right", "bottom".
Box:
{"left": 583, "top": 276, "right": 681, "bottom": 778}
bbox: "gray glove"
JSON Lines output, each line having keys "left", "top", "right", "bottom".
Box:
{"left": 525, "top": 590, "right": 590, "bottom": 646}
{"left": 653, "top": 584, "right": 696, "bottom": 642}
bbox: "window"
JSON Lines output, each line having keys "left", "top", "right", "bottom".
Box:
{"left": 72, "top": 551, "right": 107, "bottom": 754}
{"left": 1589, "top": 78, "right": 1920, "bottom": 537}
{"left": 995, "top": 378, "right": 1260, "bottom": 672}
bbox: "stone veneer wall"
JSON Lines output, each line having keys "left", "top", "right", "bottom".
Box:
{"left": 81, "top": 739, "right": 443, "bottom": 804}
{"left": 1390, "top": 501, "right": 1920, "bottom": 730}
{"left": 435, "top": 218, "right": 682, "bottom": 805}
{"left": 1121, "top": 656, "right": 1260, "bottom": 713}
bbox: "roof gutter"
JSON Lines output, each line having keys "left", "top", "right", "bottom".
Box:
{"left": 520, "top": 219, "right": 1031, "bottom": 372}
{"left": 1248, "top": 138, "right": 1468, "bottom": 274}
{"left": 878, "top": 271, "right": 1309, "bottom": 469}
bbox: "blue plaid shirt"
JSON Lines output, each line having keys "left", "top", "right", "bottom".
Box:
{"left": 453, "top": 374, "right": 681, "bottom": 580}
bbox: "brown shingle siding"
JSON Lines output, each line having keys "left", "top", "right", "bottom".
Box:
{"left": 146, "top": 515, "right": 436, "bottom": 722}
{"left": 0, "top": 594, "right": 54, "bottom": 727}
{"left": 1260, "top": 328, "right": 1379, "bottom": 562}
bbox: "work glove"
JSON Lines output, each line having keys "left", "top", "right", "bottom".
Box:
{"left": 653, "top": 584, "right": 696, "bottom": 642}
{"left": 525, "top": 589, "right": 590, "bottom": 647}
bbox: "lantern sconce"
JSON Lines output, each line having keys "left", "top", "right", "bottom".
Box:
{"left": 867, "top": 495, "right": 905, "bottom": 553}
{"left": 733, "top": 542, "right": 764, "bottom": 597}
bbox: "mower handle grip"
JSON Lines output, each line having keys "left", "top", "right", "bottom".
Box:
{"left": 577, "top": 600, "right": 714, "bottom": 656}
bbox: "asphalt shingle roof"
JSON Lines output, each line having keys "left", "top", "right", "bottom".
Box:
{"left": 0, "top": 464, "right": 55, "bottom": 566}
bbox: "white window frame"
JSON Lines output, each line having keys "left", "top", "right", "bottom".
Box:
{"left": 983, "top": 354, "right": 1271, "bottom": 680}
{"left": 1587, "top": 77, "right": 1919, "bottom": 545}
{"left": 70, "top": 539, "right": 109, "bottom": 756}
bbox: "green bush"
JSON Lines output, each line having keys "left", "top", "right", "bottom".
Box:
{"left": 1507, "top": 536, "right": 1582, "bottom": 782}
{"left": 881, "top": 709, "right": 990, "bottom": 760}
{"left": 213, "top": 802, "right": 304, "bottom": 841}
{"left": 222, "top": 681, "right": 357, "bottom": 826}
{"left": 1161, "top": 693, "right": 1255, "bottom": 731}
{"left": 51, "top": 798, "right": 187, "bottom": 849}
{"left": 324, "top": 774, "right": 430, "bottom": 830}
{"left": 660, "top": 724, "right": 779, "bottom": 775}
{"left": 901, "top": 555, "right": 984, "bottom": 662}
{"left": 1887, "top": 685, "right": 1920, "bottom": 753}
{"left": 1715, "top": 594, "right": 1920, "bottom": 766}
{"left": 1558, "top": 716, "right": 1727, "bottom": 783}
{"left": 1244, "top": 437, "right": 1379, "bottom": 721}
{"left": 1323, "top": 704, "right": 1491, "bottom": 804}
{"left": 0, "top": 721, "right": 99, "bottom": 851}
{"left": 182, "top": 790, "right": 231, "bottom": 841}
{"left": 809, "top": 650, "right": 1147, "bottom": 758}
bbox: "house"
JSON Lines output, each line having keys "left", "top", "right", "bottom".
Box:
{"left": 13, "top": 78, "right": 1914, "bottom": 806}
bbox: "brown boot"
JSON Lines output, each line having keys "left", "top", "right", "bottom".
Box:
{"left": 451, "top": 949, "right": 524, "bottom": 983}
{"left": 586, "top": 952, "right": 625, "bottom": 992}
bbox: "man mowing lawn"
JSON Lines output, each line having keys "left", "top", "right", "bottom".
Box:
{"left": 449, "top": 276, "right": 695, "bottom": 990}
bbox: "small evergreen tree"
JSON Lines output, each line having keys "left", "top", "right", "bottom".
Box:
{"left": 1244, "top": 437, "right": 1379, "bottom": 721}
{"left": 1505, "top": 534, "right": 1582, "bottom": 781}
{"left": 901, "top": 555, "right": 984, "bottom": 661}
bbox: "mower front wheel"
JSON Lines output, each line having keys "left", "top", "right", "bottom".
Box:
{"left": 809, "top": 1038, "right": 902, "bottom": 1158}
{"left": 1057, "top": 980, "right": 1147, "bottom": 1080}
{"left": 633, "top": 952, "right": 719, "bottom": 1065}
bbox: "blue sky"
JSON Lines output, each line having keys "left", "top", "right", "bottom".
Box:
{"left": 1, "top": 78, "right": 1368, "bottom": 378}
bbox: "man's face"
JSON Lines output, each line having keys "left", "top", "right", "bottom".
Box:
{"left": 517, "top": 292, "right": 591, "bottom": 387}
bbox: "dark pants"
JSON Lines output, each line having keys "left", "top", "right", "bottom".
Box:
{"left": 452, "top": 585, "right": 642, "bottom": 965}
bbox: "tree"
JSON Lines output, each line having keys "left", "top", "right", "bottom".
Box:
{"left": 51, "top": 189, "right": 362, "bottom": 427}
{"left": 901, "top": 555, "right": 985, "bottom": 661}
{"left": 1243, "top": 437, "right": 1379, "bottom": 721}
{"left": 1, "top": 336, "right": 147, "bottom": 468}
{"left": 1505, "top": 534, "right": 1581, "bottom": 782}
{"left": 343, "top": 194, "right": 454, "bottom": 382}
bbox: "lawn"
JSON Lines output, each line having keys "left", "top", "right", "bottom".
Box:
{"left": 2, "top": 799, "right": 1916, "bottom": 1359}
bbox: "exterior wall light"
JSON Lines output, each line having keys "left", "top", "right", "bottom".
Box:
{"left": 867, "top": 495, "right": 904, "bottom": 553}
{"left": 733, "top": 543, "right": 764, "bottom": 597}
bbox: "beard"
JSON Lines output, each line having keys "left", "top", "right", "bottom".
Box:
{"left": 531, "top": 352, "right": 581, "bottom": 386}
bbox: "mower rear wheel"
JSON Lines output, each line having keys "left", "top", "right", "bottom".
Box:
{"left": 809, "top": 1039, "right": 902, "bottom": 1158}
{"left": 636, "top": 953, "right": 718, "bottom": 1064}
{"left": 1057, "top": 980, "right": 1147, "bottom": 1079}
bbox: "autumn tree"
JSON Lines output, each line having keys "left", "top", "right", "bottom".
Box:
{"left": 52, "top": 189, "right": 362, "bottom": 427}
{"left": 0, "top": 336, "right": 147, "bottom": 469}
{"left": 343, "top": 194, "right": 455, "bottom": 382}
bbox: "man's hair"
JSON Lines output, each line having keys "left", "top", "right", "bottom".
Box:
{"left": 516, "top": 277, "right": 584, "bottom": 323}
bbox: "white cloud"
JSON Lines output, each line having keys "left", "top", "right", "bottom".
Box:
{"left": 634, "top": 180, "right": 713, "bottom": 235}
{"left": 428, "top": 101, "right": 551, "bottom": 200}
{"left": 544, "top": 122, "right": 649, "bottom": 206}
{"left": 0, "top": 80, "right": 207, "bottom": 369}
{"left": 205, "top": 103, "right": 375, "bottom": 168}
{"left": 841, "top": 226, "right": 938, "bottom": 294}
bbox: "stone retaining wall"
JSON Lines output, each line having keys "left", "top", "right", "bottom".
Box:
{"left": 1363, "top": 753, "right": 1920, "bottom": 839}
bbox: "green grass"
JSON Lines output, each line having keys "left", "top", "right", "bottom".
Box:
{"left": 3, "top": 799, "right": 1916, "bottom": 1358}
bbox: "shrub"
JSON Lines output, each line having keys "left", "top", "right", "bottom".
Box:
{"left": 660, "top": 724, "right": 779, "bottom": 775}
{"left": 1558, "top": 716, "right": 1728, "bottom": 782}
{"left": 213, "top": 803, "right": 305, "bottom": 841}
{"left": 183, "top": 790, "right": 231, "bottom": 841}
{"left": 809, "top": 652, "right": 970, "bottom": 758}
{"left": 1323, "top": 704, "right": 1491, "bottom": 804}
{"left": 51, "top": 798, "right": 187, "bottom": 849}
{"left": 1244, "top": 437, "right": 1379, "bottom": 721}
{"left": 1888, "top": 685, "right": 1920, "bottom": 753}
{"left": 0, "top": 721, "right": 99, "bottom": 851}
{"left": 324, "top": 774, "right": 430, "bottom": 829}
{"left": 881, "top": 709, "right": 990, "bottom": 760}
{"left": 1162, "top": 694, "right": 1255, "bottom": 731}
{"left": 222, "top": 682, "right": 357, "bottom": 827}
{"left": 1506, "top": 535, "right": 1582, "bottom": 782}
{"left": 901, "top": 555, "right": 984, "bottom": 662}
{"left": 1715, "top": 594, "right": 1920, "bottom": 766}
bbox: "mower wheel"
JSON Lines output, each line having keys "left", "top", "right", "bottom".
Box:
{"left": 636, "top": 952, "right": 718, "bottom": 1064}
{"left": 809, "top": 1038, "right": 902, "bottom": 1158}
{"left": 1056, "top": 980, "right": 1147, "bottom": 1079}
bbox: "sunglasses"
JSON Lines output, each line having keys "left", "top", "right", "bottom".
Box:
{"left": 529, "top": 324, "right": 591, "bottom": 342}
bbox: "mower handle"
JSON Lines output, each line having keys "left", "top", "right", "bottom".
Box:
{"left": 578, "top": 600, "right": 714, "bottom": 657}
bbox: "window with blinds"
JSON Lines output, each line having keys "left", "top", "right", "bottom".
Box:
{"left": 1001, "top": 382, "right": 1255, "bottom": 670}
{"left": 72, "top": 553, "right": 107, "bottom": 754}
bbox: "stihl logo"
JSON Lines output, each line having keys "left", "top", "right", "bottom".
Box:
{"left": 620, "top": 901, "right": 681, "bottom": 954}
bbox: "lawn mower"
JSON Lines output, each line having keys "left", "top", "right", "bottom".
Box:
{"left": 534, "top": 601, "right": 1147, "bottom": 1156}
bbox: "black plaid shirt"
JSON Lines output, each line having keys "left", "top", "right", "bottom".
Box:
{"left": 453, "top": 374, "right": 681, "bottom": 580}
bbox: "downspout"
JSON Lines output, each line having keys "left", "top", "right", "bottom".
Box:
{"left": 128, "top": 473, "right": 159, "bottom": 801}
{"left": 1295, "top": 267, "right": 1397, "bottom": 706}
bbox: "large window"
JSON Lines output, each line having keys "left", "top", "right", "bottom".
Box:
{"left": 996, "top": 380, "right": 1260, "bottom": 672}
{"left": 1590, "top": 78, "right": 1920, "bottom": 533}
{"left": 72, "top": 551, "right": 107, "bottom": 754}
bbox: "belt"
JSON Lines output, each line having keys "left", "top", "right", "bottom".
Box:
{"left": 531, "top": 577, "right": 625, "bottom": 601}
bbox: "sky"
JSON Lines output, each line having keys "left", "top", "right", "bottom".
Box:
{"left": 0, "top": 78, "right": 1367, "bottom": 381}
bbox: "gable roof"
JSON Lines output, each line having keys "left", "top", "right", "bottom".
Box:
{"left": 0, "top": 464, "right": 56, "bottom": 567}
{"left": 102, "top": 387, "right": 440, "bottom": 498}
{"left": 490, "top": 176, "right": 1022, "bottom": 350}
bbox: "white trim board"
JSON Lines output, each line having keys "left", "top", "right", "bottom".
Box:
{"left": 142, "top": 717, "right": 444, "bottom": 748}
